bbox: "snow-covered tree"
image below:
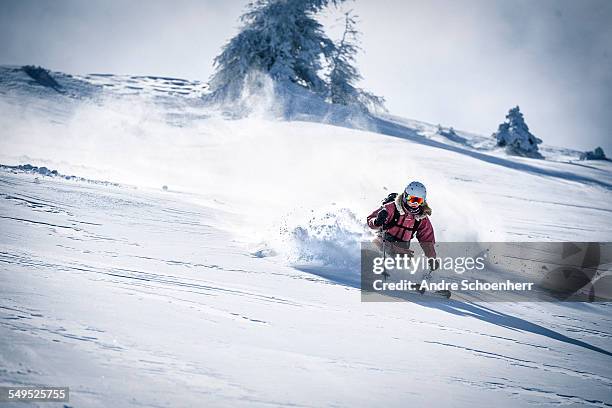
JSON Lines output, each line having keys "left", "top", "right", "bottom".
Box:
{"left": 493, "top": 106, "right": 543, "bottom": 158}
{"left": 208, "top": 0, "right": 384, "bottom": 113}
{"left": 209, "top": 0, "right": 339, "bottom": 100}
{"left": 327, "top": 11, "right": 385, "bottom": 112}
{"left": 580, "top": 147, "right": 607, "bottom": 160}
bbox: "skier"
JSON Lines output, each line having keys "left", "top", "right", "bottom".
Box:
{"left": 367, "top": 181, "right": 439, "bottom": 272}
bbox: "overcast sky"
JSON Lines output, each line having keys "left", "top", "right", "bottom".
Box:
{"left": 1, "top": 0, "right": 611, "bottom": 153}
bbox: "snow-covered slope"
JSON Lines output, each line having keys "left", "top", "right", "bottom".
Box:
{"left": 1, "top": 66, "right": 611, "bottom": 407}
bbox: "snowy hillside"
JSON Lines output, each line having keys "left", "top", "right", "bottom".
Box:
{"left": 1, "top": 65, "right": 612, "bottom": 407}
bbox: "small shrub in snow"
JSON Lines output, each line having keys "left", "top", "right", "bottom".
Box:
{"left": 437, "top": 125, "right": 466, "bottom": 144}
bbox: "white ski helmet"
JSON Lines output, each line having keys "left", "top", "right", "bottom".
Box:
{"left": 404, "top": 181, "right": 427, "bottom": 200}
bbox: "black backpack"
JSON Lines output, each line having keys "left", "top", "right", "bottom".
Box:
{"left": 380, "top": 193, "right": 401, "bottom": 228}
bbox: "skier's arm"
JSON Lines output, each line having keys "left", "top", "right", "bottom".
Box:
{"left": 416, "top": 217, "right": 436, "bottom": 258}
{"left": 367, "top": 205, "right": 393, "bottom": 229}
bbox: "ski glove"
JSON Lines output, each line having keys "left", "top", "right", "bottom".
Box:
{"left": 428, "top": 258, "right": 440, "bottom": 272}
{"left": 373, "top": 209, "right": 389, "bottom": 227}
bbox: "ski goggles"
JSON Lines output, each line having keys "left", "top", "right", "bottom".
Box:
{"left": 404, "top": 194, "right": 424, "bottom": 205}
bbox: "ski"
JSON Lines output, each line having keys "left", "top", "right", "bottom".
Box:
{"left": 431, "top": 289, "right": 452, "bottom": 299}
{"left": 414, "top": 286, "right": 452, "bottom": 299}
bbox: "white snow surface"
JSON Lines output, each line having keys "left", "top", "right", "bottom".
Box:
{"left": 1, "top": 66, "right": 612, "bottom": 407}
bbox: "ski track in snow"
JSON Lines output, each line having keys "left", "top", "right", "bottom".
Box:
{"left": 450, "top": 376, "right": 612, "bottom": 408}
{"left": 425, "top": 341, "right": 612, "bottom": 386}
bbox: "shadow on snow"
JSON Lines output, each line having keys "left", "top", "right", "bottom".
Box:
{"left": 299, "top": 263, "right": 612, "bottom": 358}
